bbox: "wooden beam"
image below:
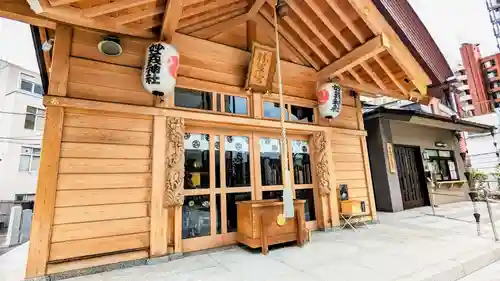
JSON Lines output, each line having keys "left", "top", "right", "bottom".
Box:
{"left": 150, "top": 116, "right": 169, "bottom": 257}
{"left": 130, "top": 19, "right": 162, "bottom": 30}
{"left": 182, "top": 0, "right": 239, "bottom": 18}
{"left": 247, "top": 19, "right": 257, "bottom": 51}
{"left": 83, "top": 0, "right": 157, "bottom": 18}
{"left": 282, "top": 15, "right": 330, "bottom": 64}
{"left": 337, "top": 77, "right": 402, "bottom": 98}
{"left": 160, "top": 0, "right": 183, "bottom": 42}
{"left": 347, "top": 0, "right": 431, "bottom": 95}
{"left": 49, "top": 24, "right": 72, "bottom": 97}
{"left": 44, "top": 96, "right": 367, "bottom": 136}
{"left": 38, "top": 27, "right": 52, "bottom": 74}
{"left": 301, "top": 0, "right": 352, "bottom": 51}
{"left": 374, "top": 54, "right": 409, "bottom": 95}
{"left": 347, "top": 68, "right": 363, "bottom": 84}
{"left": 0, "top": 1, "right": 56, "bottom": 29}
{"left": 318, "top": 34, "right": 388, "bottom": 80}
{"left": 253, "top": 13, "right": 310, "bottom": 66}
{"left": 115, "top": 6, "right": 165, "bottom": 25}
{"left": 38, "top": 6, "right": 156, "bottom": 38}
{"left": 360, "top": 61, "right": 388, "bottom": 93}
{"left": 178, "top": 1, "right": 248, "bottom": 29}
{"left": 190, "top": 13, "right": 248, "bottom": 39}
{"left": 260, "top": 9, "right": 320, "bottom": 70}
{"left": 287, "top": 0, "right": 341, "bottom": 58}
{"left": 48, "top": 0, "right": 80, "bottom": 6}
{"left": 247, "top": 0, "right": 266, "bottom": 17}
{"left": 180, "top": 8, "right": 245, "bottom": 34}
{"left": 325, "top": 0, "right": 365, "bottom": 43}
{"left": 25, "top": 107, "right": 64, "bottom": 278}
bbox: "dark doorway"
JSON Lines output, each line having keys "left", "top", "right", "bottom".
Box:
{"left": 394, "top": 145, "right": 429, "bottom": 210}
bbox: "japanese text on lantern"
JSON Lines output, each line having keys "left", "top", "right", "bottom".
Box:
{"left": 331, "top": 84, "right": 341, "bottom": 113}
{"left": 145, "top": 43, "right": 165, "bottom": 85}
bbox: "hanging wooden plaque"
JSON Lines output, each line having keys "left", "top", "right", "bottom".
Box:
{"left": 387, "top": 143, "right": 396, "bottom": 174}
{"left": 245, "top": 42, "right": 277, "bottom": 93}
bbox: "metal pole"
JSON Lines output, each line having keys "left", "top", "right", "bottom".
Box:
{"left": 484, "top": 189, "right": 499, "bottom": 241}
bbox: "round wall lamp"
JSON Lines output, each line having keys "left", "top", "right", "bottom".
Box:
{"left": 435, "top": 141, "right": 447, "bottom": 148}
{"left": 98, "top": 36, "right": 122, "bottom": 56}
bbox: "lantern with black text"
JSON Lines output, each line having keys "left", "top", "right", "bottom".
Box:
{"left": 142, "top": 42, "right": 179, "bottom": 97}
{"left": 316, "top": 82, "right": 342, "bottom": 119}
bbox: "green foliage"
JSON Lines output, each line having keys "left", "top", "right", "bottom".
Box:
{"left": 470, "top": 169, "right": 488, "bottom": 188}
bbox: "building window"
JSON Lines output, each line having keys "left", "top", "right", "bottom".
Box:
{"left": 221, "top": 95, "right": 248, "bottom": 115}
{"left": 24, "top": 106, "right": 45, "bottom": 131}
{"left": 174, "top": 88, "right": 213, "bottom": 110}
{"left": 424, "top": 149, "right": 459, "bottom": 181}
{"left": 19, "top": 146, "right": 41, "bottom": 172}
{"left": 263, "top": 101, "right": 315, "bottom": 123}
{"left": 263, "top": 102, "right": 289, "bottom": 119}
{"left": 290, "top": 105, "right": 314, "bottom": 123}
{"left": 19, "top": 79, "right": 43, "bottom": 95}
{"left": 486, "top": 70, "right": 498, "bottom": 79}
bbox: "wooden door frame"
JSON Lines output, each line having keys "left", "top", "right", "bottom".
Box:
{"left": 253, "top": 132, "right": 318, "bottom": 230}
{"left": 182, "top": 127, "right": 255, "bottom": 252}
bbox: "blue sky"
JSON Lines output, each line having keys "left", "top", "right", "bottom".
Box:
{"left": 0, "top": 1, "right": 498, "bottom": 73}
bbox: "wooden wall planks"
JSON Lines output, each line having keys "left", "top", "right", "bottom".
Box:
{"left": 53, "top": 203, "right": 150, "bottom": 225}
{"left": 48, "top": 108, "right": 154, "bottom": 265}
{"left": 49, "top": 232, "right": 150, "bottom": 261}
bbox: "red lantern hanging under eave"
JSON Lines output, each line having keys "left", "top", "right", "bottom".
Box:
{"left": 316, "top": 82, "right": 343, "bottom": 119}
{"left": 142, "top": 42, "right": 180, "bottom": 97}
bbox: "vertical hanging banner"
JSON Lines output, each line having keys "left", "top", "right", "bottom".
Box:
{"left": 316, "top": 82, "right": 342, "bottom": 119}
{"left": 142, "top": 42, "right": 180, "bottom": 96}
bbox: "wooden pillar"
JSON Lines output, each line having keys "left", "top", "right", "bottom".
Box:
{"left": 48, "top": 25, "right": 72, "bottom": 97}
{"left": 26, "top": 23, "right": 72, "bottom": 279}
{"left": 356, "top": 96, "right": 377, "bottom": 221}
{"left": 164, "top": 117, "right": 185, "bottom": 253}
{"left": 150, "top": 116, "right": 168, "bottom": 257}
{"left": 311, "top": 131, "right": 339, "bottom": 229}
{"left": 25, "top": 107, "right": 64, "bottom": 278}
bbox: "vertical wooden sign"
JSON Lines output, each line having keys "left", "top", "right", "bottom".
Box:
{"left": 245, "top": 42, "right": 276, "bottom": 93}
{"left": 386, "top": 143, "right": 396, "bottom": 174}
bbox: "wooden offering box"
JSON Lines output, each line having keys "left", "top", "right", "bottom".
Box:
{"left": 236, "top": 199, "right": 306, "bottom": 254}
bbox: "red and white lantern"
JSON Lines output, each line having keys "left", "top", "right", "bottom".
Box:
{"left": 316, "top": 82, "right": 342, "bottom": 119}
{"left": 142, "top": 42, "right": 179, "bottom": 96}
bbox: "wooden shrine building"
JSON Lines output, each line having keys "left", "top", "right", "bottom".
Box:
{"left": 0, "top": 0, "right": 452, "bottom": 279}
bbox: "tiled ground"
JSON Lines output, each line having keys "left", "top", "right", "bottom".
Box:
{"left": 4, "top": 202, "right": 500, "bottom": 281}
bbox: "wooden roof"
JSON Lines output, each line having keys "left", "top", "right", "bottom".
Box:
{"left": 0, "top": 0, "right": 450, "bottom": 100}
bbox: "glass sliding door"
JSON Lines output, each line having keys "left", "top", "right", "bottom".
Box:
{"left": 182, "top": 129, "right": 254, "bottom": 252}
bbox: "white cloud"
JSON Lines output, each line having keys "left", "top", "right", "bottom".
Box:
{"left": 0, "top": 18, "right": 38, "bottom": 73}
{"left": 409, "top": 0, "right": 498, "bottom": 68}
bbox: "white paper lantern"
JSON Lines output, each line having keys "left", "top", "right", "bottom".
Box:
{"left": 142, "top": 42, "right": 179, "bottom": 97}
{"left": 316, "top": 82, "right": 342, "bottom": 119}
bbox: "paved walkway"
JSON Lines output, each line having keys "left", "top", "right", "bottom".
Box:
{"left": 4, "top": 202, "right": 500, "bottom": 281}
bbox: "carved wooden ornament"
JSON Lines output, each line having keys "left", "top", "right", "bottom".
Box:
{"left": 313, "top": 132, "right": 331, "bottom": 195}
{"left": 245, "top": 42, "right": 277, "bottom": 93}
{"left": 164, "top": 117, "right": 185, "bottom": 207}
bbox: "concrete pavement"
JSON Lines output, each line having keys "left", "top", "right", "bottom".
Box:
{"left": 4, "top": 202, "right": 500, "bottom": 281}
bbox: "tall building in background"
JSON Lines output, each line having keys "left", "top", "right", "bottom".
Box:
{"left": 454, "top": 43, "right": 500, "bottom": 117}
{"left": 0, "top": 60, "right": 44, "bottom": 228}
{"left": 486, "top": 0, "right": 500, "bottom": 52}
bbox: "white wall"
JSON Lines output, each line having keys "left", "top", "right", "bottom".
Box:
{"left": 0, "top": 63, "right": 43, "bottom": 201}
{"left": 464, "top": 113, "right": 499, "bottom": 189}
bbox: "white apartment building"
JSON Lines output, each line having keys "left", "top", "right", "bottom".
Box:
{"left": 453, "top": 65, "right": 474, "bottom": 117}
{"left": 0, "top": 60, "right": 44, "bottom": 224}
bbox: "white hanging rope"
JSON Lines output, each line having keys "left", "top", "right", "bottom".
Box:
{"left": 273, "top": 4, "right": 294, "bottom": 218}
